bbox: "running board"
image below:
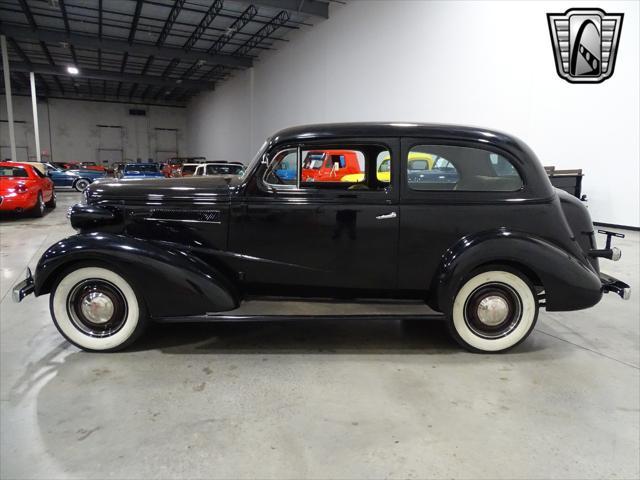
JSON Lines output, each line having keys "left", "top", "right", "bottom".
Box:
{"left": 154, "top": 299, "right": 444, "bottom": 323}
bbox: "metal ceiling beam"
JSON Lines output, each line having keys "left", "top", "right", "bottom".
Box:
{"left": 8, "top": 62, "right": 216, "bottom": 90}
{"left": 128, "top": 0, "right": 144, "bottom": 44}
{"left": 17, "top": 0, "right": 37, "bottom": 30}
{"left": 243, "top": 0, "right": 328, "bottom": 19}
{"left": 183, "top": 0, "right": 223, "bottom": 50}
{"left": 157, "top": 0, "right": 186, "bottom": 46}
{"left": 210, "top": 5, "right": 257, "bottom": 53}
{"left": 0, "top": 25, "right": 253, "bottom": 69}
{"left": 234, "top": 10, "right": 289, "bottom": 57}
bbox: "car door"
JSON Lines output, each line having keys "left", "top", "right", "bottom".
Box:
{"left": 229, "top": 138, "right": 400, "bottom": 296}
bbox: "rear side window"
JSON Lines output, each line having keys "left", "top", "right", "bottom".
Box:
{"left": 0, "top": 167, "right": 29, "bottom": 178}
{"left": 407, "top": 145, "right": 523, "bottom": 192}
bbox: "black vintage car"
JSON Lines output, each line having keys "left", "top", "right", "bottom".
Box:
{"left": 13, "top": 123, "right": 630, "bottom": 353}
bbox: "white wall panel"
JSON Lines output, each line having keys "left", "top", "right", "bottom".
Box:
{"left": 186, "top": 0, "right": 639, "bottom": 227}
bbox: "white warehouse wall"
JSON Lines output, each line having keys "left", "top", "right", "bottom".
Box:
{"left": 1, "top": 96, "right": 187, "bottom": 164}
{"left": 187, "top": 0, "right": 640, "bottom": 227}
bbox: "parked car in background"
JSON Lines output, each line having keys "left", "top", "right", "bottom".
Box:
{"left": 180, "top": 163, "right": 200, "bottom": 177}
{"left": 0, "top": 161, "right": 56, "bottom": 216}
{"left": 163, "top": 157, "right": 207, "bottom": 177}
{"left": 193, "top": 162, "right": 245, "bottom": 177}
{"left": 112, "top": 162, "right": 125, "bottom": 178}
{"left": 302, "top": 149, "right": 363, "bottom": 182}
{"left": 341, "top": 151, "right": 435, "bottom": 183}
{"left": 79, "top": 161, "right": 107, "bottom": 172}
{"left": 12, "top": 123, "right": 630, "bottom": 353}
{"left": 44, "top": 163, "right": 106, "bottom": 191}
{"left": 120, "top": 163, "right": 164, "bottom": 179}
{"left": 51, "top": 162, "right": 79, "bottom": 170}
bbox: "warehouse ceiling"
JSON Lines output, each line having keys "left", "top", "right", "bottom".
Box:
{"left": 0, "top": 0, "right": 331, "bottom": 106}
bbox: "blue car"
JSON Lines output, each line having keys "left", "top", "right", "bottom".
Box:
{"left": 120, "top": 163, "right": 164, "bottom": 179}
{"left": 44, "top": 163, "right": 106, "bottom": 191}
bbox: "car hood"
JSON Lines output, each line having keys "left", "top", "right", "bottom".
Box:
{"left": 86, "top": 175, "right": 240, "bottom": 204}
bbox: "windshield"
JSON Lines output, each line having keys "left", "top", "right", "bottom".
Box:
{"left": 181, "top": 165, "right": 197, "bottom": 175}
{"left": 207, "top": 164, "right": 244, "bottom": 175}
{"left": 124, "top": 164, "right": 159, "bottom": 173}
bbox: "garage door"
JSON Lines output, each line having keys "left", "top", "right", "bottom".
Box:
{"left": 97, "top": 125, "right": 123, "bottom": 167}
{"left": 155, "top": 128, "right": 178, "bottom": 163}
{"left": 0, "top": 120, "right": 29, "bottom": 161}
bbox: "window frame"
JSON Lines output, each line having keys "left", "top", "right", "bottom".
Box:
{"left": 255, "top": 138, "right": 399, "bottom": 202}
{"left": 400, "top": 137, "right": 529, "bottom": 204}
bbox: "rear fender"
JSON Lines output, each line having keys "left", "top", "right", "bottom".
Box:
{"left": 34, "top": 233, "right": 239, "bottom": 317}
{"left": 435, "top": 228, "right": 602, "bottom": 313}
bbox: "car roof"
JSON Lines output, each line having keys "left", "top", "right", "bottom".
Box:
{"left": 268, "top": 122, "right": 553, "bottom": 198}
{"left": 4, "top": 161, "right": 45, "bottom": 174}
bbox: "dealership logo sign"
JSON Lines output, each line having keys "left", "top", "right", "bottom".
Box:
{"left": 547, "top": 8, "right": 623, "bottom": 83}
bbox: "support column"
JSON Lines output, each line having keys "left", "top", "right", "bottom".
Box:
{"left": 29, "top": 72, "right": 41, "bottom": 162}
{"left": 1, "top": 34, "right": 17, "bottom": 162}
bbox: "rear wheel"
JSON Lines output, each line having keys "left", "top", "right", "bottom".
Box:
{"left": 45, "top": 190, "right": 57, "bottom": 208}
{"left": 31, "top": 192, "right": 45, "bottom": 217}
{"left": 449, "top": 269, "right": 538, "bottom": 353}
{"left": 74, "top": 178, "right": 90, "bottom": 192}
{"left": 50, "top": 266, "right": 147, "bottom": 352}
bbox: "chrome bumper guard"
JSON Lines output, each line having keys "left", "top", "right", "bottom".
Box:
{"left": 12, "top": 268, "right": 35, "bottom": 303}
{"left": 600, "top": 272, "right": 631, "bottom": 300}
{"left": 590, "top": 230, "right": 624, "bottom": 261}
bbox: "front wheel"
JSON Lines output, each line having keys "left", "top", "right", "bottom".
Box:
{"left": 74, "top": 178, "right": 90, "bottom": 192}
{"left": 50, "top": 266, "right": 147, "bottom": 352}
{"left": 449, "top": 269, "right": 538, "bottom": 353}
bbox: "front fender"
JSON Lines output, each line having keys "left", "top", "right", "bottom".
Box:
{"left": 35, "top": 233, "right": 239, "bottom": 317}
{"left": 435, "top": 228, "right": 602, "bottom": 313}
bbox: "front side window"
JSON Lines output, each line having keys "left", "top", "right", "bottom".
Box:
{"left": 264, "top": 149, "right": 298, "bottom": 186}
{"left": 407, "top": 145, "right": 523, "bottom": 192}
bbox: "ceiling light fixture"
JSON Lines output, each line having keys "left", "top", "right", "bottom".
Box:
{"left": 67, "top": 66, "right": 79, "bottom": 75}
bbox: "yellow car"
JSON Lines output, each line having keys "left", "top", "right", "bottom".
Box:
{"left": 340, "top": 152, "right": 434, "bottom": 183}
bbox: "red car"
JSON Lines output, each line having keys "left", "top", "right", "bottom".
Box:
{"left": 0, "top": 162, "right": 56, "bottom": 217}
{"left": 79, "top": 162, "right": 107, "bottom": 172}
{"left": 302, "top": 149, "right": 363, "bottom": 182}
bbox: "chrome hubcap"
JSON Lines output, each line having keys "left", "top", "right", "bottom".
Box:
{"left": 80, "top": 292, "right": 115, "bottom": 324}
{"left": 477, "top": 295, "right": 509, "bottom": 326}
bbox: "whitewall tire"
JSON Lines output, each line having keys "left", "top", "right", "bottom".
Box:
{"left": 50, "top": 266, "right": 146, "bottom": 352}
{"left": 450, "top": 269, "right": 538, "bottom": 353}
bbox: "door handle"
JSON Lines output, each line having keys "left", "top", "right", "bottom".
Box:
{"left": 376, "top": 212, "right": 397, "bottom": 220}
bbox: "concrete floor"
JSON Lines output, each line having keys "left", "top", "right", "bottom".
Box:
{"left": 1, "top": 192, "right": 638, "bottom": 480}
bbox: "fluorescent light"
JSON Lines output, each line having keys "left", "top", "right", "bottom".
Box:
{"left": 67, "top": 66, "right": 79, "bottom": 75}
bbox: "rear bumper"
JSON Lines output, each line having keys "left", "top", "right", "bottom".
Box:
{"left": 12, "top": 268, "right": 35, "bottom": 303}
{"left": 600, "top": 272, "right": 631, "bottom": 300}
{"left": 0, "top": 192, "right": 37, "bottom": 211}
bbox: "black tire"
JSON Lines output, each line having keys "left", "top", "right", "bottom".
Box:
{"left": 31, "top": 192, "right": 45, "bottom": 217}
{"left": 447, "top": 266, "right": 539, "bottom": 353}
{"left": 73, "top": 178, "right": 90, "bottom": 192}
{"left": 49, "top": 264, "right": 148, "bottom": 352}
{"left": 45, "top": 190, "right": 57, "bottom": 208}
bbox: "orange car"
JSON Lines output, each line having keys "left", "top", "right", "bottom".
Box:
{"left": 0, "top": 162, "right": 56, "bottom": 216}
